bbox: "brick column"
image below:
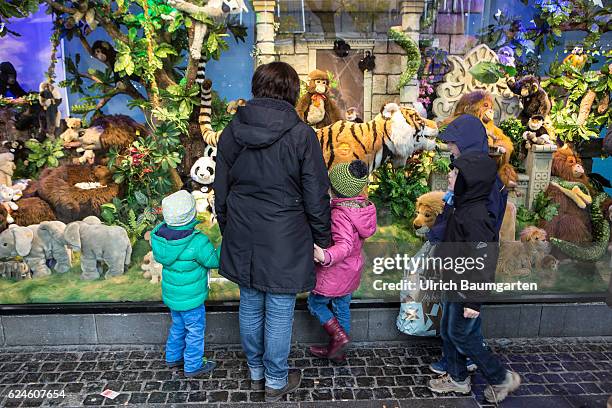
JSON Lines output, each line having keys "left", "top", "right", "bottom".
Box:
{"left": 399, "top": 0, "right": 425, "bottom": 106}
{"left": 253, "top": 0, "right": 278, "bottom": 66}
{"left": 525, "top": 144, "right": 557, "bottom": 210}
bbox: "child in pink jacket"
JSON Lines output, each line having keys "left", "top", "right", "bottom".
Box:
{"left": 309, "top": 159, "right": 377, "bottom": 363}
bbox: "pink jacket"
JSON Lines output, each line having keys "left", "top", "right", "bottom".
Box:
{"left": 313, "top": 196, "right": 377, "bottom": 297}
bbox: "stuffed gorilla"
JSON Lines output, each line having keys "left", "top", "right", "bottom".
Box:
{"left": 507, "top": 75, "right": 552, "bottom": 125}
{"left": 0, "top": 62, "right": 26, "bottom": 98}
{"left": 296, "top": 69, "right": 342, "bottom": 129}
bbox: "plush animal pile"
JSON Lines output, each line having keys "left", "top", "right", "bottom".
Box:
{"left": 316, "top": 102, "right": 438, "bottom": 172}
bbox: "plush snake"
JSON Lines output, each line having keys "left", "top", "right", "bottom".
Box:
{"left": 551, "top": 193, "right": 611, "bottom": 262}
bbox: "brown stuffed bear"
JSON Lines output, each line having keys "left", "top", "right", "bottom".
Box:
{"left": 296, "top": 69, "right": 342, "bottom": 129}
{"left": 0, "top": 197, "right": 56, "bottom": 232}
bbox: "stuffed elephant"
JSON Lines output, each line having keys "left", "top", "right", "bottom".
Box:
{"left": 0, "top": 221, "right": 72, "bottom": 278}
{"left": 64, "top": 216, "right": 132, "bottom": 280}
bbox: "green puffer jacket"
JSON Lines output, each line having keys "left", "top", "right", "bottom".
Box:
{"left": 151, "top": 220, "right": 219, "bottom": 311}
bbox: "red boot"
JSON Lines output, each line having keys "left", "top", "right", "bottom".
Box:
{"left": 308, "top": 344, "right": 346, "bottom": 363}
{"left": 323, "top": 317, "right": 350, "bottom": 359}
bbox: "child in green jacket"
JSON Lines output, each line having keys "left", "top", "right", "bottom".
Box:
{"left": 151, "top": 190, "right": 219, "bottom": 377}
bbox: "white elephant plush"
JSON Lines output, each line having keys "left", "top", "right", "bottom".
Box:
{"left": 63, "top": 216, "right": 132, "bottom": 280}
{"left": 0, "top": 221, "right": 72, "bottom": 278}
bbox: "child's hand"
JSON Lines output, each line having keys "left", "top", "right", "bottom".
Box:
{"left": 313, "top": 244, "right": 325, "bottom": 263}
{"left": 463, "top": 307, "right": 480, "bottom": 319}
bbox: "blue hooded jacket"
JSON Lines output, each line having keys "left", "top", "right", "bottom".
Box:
{"left": 426, "top": 114, "right": 508, "bottom": 243}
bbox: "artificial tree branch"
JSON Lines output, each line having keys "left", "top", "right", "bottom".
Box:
{"left": 185, "top": 24, "right": 198, "bottom": 88}
{"left": 43, "top": 0, "right": 77, "bottom": 15}
{"left": 75, "top": 29, "right": 93, "bottom": 57}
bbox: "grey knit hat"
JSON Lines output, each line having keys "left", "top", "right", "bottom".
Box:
{"left": 162, "top": 190, "right": 197, "bottom": 227}
{"left": 329, "top": 160, "right": 369, "bottom": 198}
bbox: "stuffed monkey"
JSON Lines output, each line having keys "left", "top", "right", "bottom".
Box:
{"left": 296, "top": 69, "right": 342, "bottom": 129}
{"left": 522, "top": 115, "right": 553, "bottom": 149}
{"left": 506, "top": 75, "right": 552, "bottom": 125}
{"left": 38, "top": 81, "right": 62, "bottom": 138}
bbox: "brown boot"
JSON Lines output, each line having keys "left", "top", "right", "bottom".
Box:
{"left": 322, "top": 317, "right": 350, "bottom": 359}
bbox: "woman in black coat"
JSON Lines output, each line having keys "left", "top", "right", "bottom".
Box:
{"left": 213, "top": 62, "right": 331, "bottom": 402}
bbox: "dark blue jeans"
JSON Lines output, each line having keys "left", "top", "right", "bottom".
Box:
{"left": 307, "top": 293, "right": 352, "bottom": 334}
{"left": 239, "top": 286, "right": 296, "bottom": 390}
{"left": 441, "top": 302, "right": 506, "bottom": 384}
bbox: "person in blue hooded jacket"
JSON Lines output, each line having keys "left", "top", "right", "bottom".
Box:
{"left": 426, "top": 114, "right": 507, "bottom": 376}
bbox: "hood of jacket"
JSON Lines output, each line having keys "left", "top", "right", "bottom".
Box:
{"left": 452, "top": 152, "right": 497, "bottom": 207}
{"left": 331, "top": 197, "right": 377, "bottom": 238}
{"left": 439, "top": 114, "right": 488, "bottom": 154}
{"left": 150, "top": 219, "right": 200, "bottom": 266}
{"left": 230, "top": 98, "right": 301, "bottom": 149}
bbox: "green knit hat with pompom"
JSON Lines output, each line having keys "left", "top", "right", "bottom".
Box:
{"left": 329, "top": 160, "right": 369, "bottom": 198}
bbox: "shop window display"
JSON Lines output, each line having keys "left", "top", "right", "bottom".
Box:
{"left": 0, "top": 0, "right": 609, "bottom": 306}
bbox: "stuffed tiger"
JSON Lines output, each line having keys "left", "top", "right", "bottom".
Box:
{"left": 316, "top": 103, "right": 438, "bottom": 172}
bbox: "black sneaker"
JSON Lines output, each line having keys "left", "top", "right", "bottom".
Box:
{"left": 265, "top": 369, "right": 301, "bottom": 402}
{"left": 184, "top": 359, "right": 217, "bottom": 378}
{"left": 250, "top": 379, "right": 265, "bottom": 391}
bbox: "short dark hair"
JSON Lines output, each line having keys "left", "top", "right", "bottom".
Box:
{"left": 251, "top": 62, "right": 300, "bottom": 106}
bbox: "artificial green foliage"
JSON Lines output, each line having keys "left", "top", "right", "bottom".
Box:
{"left": 370, "top": 159, "right": 430, "bottom": 225}
{"left": 23, "top": 139, "right": 65, "bottom": 178}
{"left": 551, "top": 193, "right": 611, "bottom": 262}
{"left": 499, "top": 117, "right": 526, "bottom": 168}
{"left": 108, "top": 122, "right": 184, "bottom": 201}
{"left": 388, "top": 28, "right": 421, "bottom": 89}
{"left": 516, "top": 191, "right": 559, "bottom": 232}
{"left": 469, "top": 61, "right": 517, "bottom": 84}
{"left": 542, "top": 53, "right": 612, "bottom": 142}
{"left": 101, "top": 197, "right": 158, "bottom": 245}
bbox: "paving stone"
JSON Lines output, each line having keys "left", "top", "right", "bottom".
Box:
{"left": 0, "top": 339, "right": 610, "bottom": 407}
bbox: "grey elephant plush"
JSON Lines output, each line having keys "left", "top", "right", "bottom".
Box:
{"left": 64, "top": 216, "right": 132, "bottom": 280}
{"left": 0, "top": 221, "right": 72, "bottom": 278}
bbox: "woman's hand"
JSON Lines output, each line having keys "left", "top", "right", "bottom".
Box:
{"left": 463, "top": 307, "right": 480, "bottom": 319}
{"left": 313, "top": 244, "right": 325, "bottom": 263}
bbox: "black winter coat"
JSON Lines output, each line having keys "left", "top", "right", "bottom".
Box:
{"left": 213, "top": 98, "right": 332, "bottom": 294}
{"left": 439, "top": 151, "right": 499, "bottom": 311}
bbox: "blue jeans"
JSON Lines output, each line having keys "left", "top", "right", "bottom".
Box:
{"left": 441, "top": 302, "right": 506, "bottom": 384}
{"left": 239, "top": 286, "right": 296, "bottom": 390}
{"left": 165, "top": 304, "right": 206, "bottom": 374}
{"left": 307, "top": 293, "right": 352, "bottom": 334}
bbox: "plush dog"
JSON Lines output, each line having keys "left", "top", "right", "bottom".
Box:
{"left": 0, "top": 185, "right": 19, "bottom": 224}
{"left": 412, "top": 191, "right": 445, "bottom": 236}
{"left": 59, "top": 117, "right": 83, "bottom": 144}
{"left": 0, "top": 197, "right": 56, "bottom": 232}
{"left": 141, "top": 231, "right": 162, "bottom": 284}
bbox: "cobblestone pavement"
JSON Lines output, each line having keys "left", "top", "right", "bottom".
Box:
{"left": 0, "top": 338, "right": 610, "bottom": 408}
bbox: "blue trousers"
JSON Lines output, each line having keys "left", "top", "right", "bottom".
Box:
{"left": 307, "top": 293, "right": 352, "bottom": 334}
{"left": 165, "top": 304, "right": 206, "bottom": 374}
{"left": 441, "top": 302, "right": 506, "bottom": 384}
{"left": 239, "top": 286, "right": 296, "bottom": 390}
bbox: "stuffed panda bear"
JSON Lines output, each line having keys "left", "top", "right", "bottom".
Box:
{"left": 184, "top": 145, "right": 217, "bottom": 222}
